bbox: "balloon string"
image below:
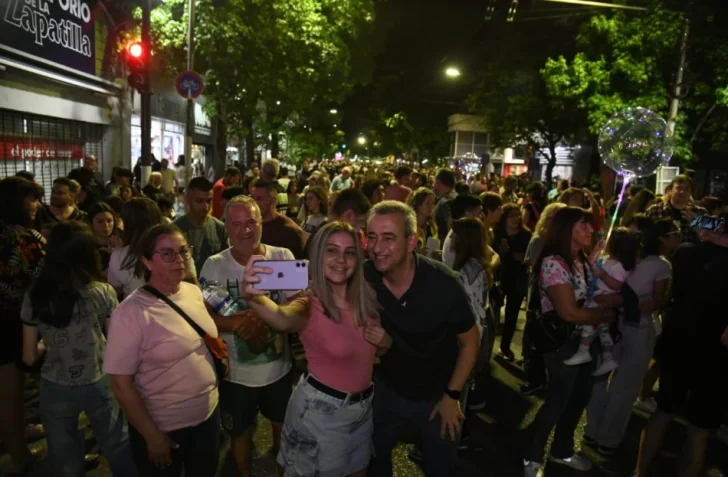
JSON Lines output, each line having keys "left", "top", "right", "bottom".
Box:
{"left": 589, "top": 174, "right": 631, "bottom": 298}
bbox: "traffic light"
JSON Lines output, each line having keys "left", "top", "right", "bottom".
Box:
{"left": 125, "top": 41, "right": 148, "bottom": 92}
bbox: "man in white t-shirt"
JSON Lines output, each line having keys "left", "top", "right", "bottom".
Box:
{"left": 200, "top": 195, "right": 297, "bottom": 477}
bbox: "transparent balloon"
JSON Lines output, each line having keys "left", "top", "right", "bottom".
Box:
{"left": 598, "top": 107, "right": 675, "bottom": 178}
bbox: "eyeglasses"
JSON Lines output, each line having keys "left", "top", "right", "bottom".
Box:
{"left": 154, "top": 246, "right": 193, "bottom": 263}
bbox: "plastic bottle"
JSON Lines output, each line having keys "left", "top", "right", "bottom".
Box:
{"left": 200, "top": 278, "right": 241, "bottom": 316}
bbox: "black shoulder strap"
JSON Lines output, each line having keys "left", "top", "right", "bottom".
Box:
{"left": 141, "top": 285, "right": 206, "bottom": 339}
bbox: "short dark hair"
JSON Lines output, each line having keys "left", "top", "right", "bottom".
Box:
{"left": 332, "top": 188, "right": 371, "bottom": 218}
{"left": 54, "top": 177, "right": 80, "bottom": 194}
{"left": 253, "top": 179, "right": 280, "bottom": 195}
{"left": 114, "top": 168, "right": 133, "bottom": 179}
{"left": 670, "top": 174, "right": 693, "bottom": 191}
{"left": 606, "top": 227, "right": 642, "bottom": 272}
{"left": 0, "top": 177, "right": 44, "bottom": 227}
{"left": 139, "top": 223, "right": 185, "bottom": 280}
{"left": 361, "top": 179, "right": 385, "bottom": 202}
{"left": 222, "top": 186, "right": 246, "bottom": 201}
{"left": 187, "top": 177, "right": 213, "bottom": 193}
{"left": 435, "top": 168, "right": 455, "bottom": 188}
{"left": 451, "top": 195, "right": 482, "bottom": 220}
{"left": 394, "top": 166, "right": 413, "bottom": 180}
{"left": 156, "top": 196, "right": 174, "bottom": 210}
{"left": 15, "top": 171, "right": 35, "bottom": 181}
{"left": 479, "top": 191, "right": 503, "bottom": 213}
{"left": 224, "top": 166, "right": 242, "bottom": 177}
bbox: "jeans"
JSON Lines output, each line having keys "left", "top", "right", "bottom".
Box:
{"left": 523, "top": 336, "right": 595, "bottom": 463}
{"left": 368, "top": 378, "right": 459, "bottom": 477}
{"left": 586, "top": 322, "right": 656, "bottom": 448}
{"left": 39, "top": 375, "right": 138, "bottom": 477}
{"left": 129, "top": 406, "right": 220, "bottom": 477}
{"left": 500, "top": 290, "right": 526, "bottom": 353}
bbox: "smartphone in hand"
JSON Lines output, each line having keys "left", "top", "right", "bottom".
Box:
{"left": 252, "top": 260, "right": 309, "bottom": 291}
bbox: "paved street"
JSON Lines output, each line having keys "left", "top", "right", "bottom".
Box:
{"left": 3, "top": 310, "right": 727, "bottom": 477}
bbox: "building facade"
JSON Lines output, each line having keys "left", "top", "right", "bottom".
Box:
{"left": 0, "top": 0, "right": 129, "bottom": 196}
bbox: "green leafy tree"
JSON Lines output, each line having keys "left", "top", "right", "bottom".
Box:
{"left": 149, "top": 0, "right": 375, "bottom": 165}
{"left": 541, "top": 4, "right": 688, "bottom": 158}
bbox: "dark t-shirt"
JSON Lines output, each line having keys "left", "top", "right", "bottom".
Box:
{"left": 364, "top": 254, "right": 475, "bottom": 401}
{"left": 261, "top": 214, "right": 305, "bottom": 259}
{"left": 666, "top": 241, "right": 728, "bottom": 358}
{"left": 493, "top": 228, "right": 532, "bottom": 295}
{"left": 34, "top": 205, "right": 88, "bottom": 234}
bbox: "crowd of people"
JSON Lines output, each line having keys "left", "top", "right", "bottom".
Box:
{"left": 0, "top": 155, "right": 726, "bottom": 477}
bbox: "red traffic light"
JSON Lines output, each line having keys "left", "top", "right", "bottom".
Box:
{"left": 128, "top": 42, "right": 144, "bottom": 59}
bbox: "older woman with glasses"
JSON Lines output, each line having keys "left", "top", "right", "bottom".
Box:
{"left": 104, "top": 224, "right": 220, "bottom": 477}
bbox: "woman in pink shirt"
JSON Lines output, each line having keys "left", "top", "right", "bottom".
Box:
{"left": 242, "top": 221, "right": 390, "bottom": 477}
{"left": 104, "top": 224, "right": 220, "bottom": 477}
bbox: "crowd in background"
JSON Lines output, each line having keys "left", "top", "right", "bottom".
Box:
{"left": 0, "top": 154, "right": 726, "bottom": 477}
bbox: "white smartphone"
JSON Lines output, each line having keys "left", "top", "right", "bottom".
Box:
{"left": 252, "top": 260, "right": 309, "bottom": 291}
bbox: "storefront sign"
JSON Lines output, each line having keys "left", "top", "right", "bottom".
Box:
{"left": 1, "top": 138, "right": 85, "bottom": 160}
{"left": 1, "top": 0, "right": 96, "bottom": 76}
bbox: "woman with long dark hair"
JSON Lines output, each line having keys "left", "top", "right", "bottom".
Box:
{"left": 494, "top": 203, "right": 532, "bottom": 361}
{"left": 108, "top": 197, "right": 196, "bottom": 298}
{"left": 87, "top": 201, "right": 122, "bottom": 271}
{"left": 21, "top": 222, "right": 137, "bottom": 477}
{"left": 523, "top": 207, "right": 621, "bottom": 477}
{"left": 0, "top": 177, "right": 45, "bottom": 475}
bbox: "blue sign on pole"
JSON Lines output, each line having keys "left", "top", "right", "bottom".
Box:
{"left": 175, "top": 71, "right": 204, "bottom": 99}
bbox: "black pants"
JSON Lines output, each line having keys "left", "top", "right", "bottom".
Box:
{"left": 500, "top": 289, "right": 525, "bottom": 354}
{"left": 128, "top": 406, "right": 220, "bottom": 477}
{"left": 522, "top": 312, "right": 547, "bottom": 386}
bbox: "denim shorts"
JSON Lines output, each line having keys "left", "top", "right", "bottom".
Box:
{"left": 277, "top": 375, "right": 373, "bottom": 477}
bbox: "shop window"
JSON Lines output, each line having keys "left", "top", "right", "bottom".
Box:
{"left": 0, "top": 109, "right": 105, "bottom": 202}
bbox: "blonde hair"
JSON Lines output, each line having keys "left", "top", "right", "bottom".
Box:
{"left": 308, "top": 221, "right": 379, "bottom": 326}
{"left": 533, "top": 202, "right": 566, "bottom": 237}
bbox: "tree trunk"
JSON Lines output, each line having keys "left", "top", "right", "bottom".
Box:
{"left": 545, "top": 143, "right": 558, "bottom": 191}
{"left": 271, "top": 132, "right": 280, "bottom": 159}
{"left": 245, "top": 118, "right": 255, "bottom": 167}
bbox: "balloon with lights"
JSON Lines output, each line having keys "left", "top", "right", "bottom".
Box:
{"left": 591, "top": 107, "right": 675, "bottom": 286}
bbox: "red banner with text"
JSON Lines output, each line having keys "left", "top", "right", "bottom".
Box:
{"left": 0, "top": 139, "right": 85, "bottom": 160}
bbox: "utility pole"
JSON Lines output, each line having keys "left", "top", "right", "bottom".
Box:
{"left": 184, "top": 0, "right": 196, "bottom": 187}
{"left": 667, "top": 17, "right": 690, "bottom": 137}
{"left": 140, "top": 0, "right": 153, "bottom": 184}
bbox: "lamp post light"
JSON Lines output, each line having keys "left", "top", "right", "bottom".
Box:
{"left": 445, "top": 67, "right": 461, "bottom": 78}
{"left": 357, "top": 136, "right": 367, "bottom": 145}
{"left": 329, "top": 108, "right": 338, "bottom": 114}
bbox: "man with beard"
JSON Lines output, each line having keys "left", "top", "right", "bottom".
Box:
{"left": 34, "top": 177, "right": 87, "bottom": 235}
{"left": 365, "top": 201, "right": 479, "bottom": 477}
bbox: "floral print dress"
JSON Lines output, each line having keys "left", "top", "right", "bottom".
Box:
{"left": 538, "top": 255, "right": 588, "bottom": 312}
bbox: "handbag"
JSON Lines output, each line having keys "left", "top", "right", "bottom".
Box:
{"left": 142, "top": 285, "right": 230, "bottom": 379}
{"left": 525, "top": 260, "right": 590, "bottom": 353}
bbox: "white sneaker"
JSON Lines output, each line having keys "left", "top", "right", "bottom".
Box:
{"left": 548, "top": 453, "right": 593, "bottom": 471}
{"left": 634, "top": 397, "right": 658, "bottom": 413}
{"left": 593, "top": 359, "right": 618, "bottom": 376}
{"left": 523, "top": 459, "right": 541, "bottom": 477}
{"left": 564, "top": 350, "right": 592, "bottom": 365}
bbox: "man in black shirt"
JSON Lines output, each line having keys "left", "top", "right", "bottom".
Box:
{"left": 634, "top": 215, "right": 728, "bottom": 477}
{"left": 365, "top": 201, "right": 479, "bottom": 477}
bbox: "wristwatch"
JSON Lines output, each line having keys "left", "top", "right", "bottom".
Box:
{"left": 444, "top": 388, "right": 461, "bottom": 400}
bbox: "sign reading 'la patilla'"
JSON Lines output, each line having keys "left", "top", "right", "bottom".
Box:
{"left": 1, "top": 0, "right": 97, "bottom": 76}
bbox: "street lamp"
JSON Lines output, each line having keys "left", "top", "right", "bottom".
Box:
{"left": 357, "top": 136, "right": 367, "bottom": 145}
{"left": 329, "top": 108, "right": 338, "bottom": 114}
{"left": 445, "top": 67, "right": 461, "bottom": 78}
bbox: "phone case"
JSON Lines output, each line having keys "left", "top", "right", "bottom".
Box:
{"left": 253, "top": 260, "right": 309, "bottom": 291}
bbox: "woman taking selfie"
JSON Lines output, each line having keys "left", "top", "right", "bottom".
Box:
{"left": 241, "top": 221, "right": 388, "bottom": 477}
